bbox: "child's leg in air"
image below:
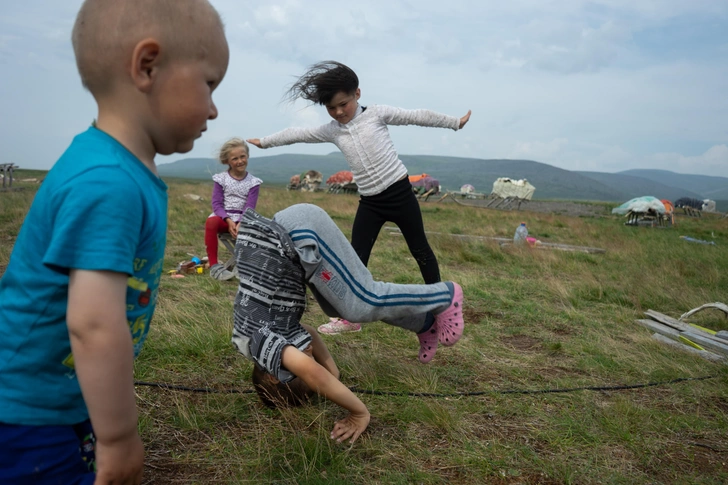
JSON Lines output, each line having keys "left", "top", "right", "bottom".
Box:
{"left": 274, "top": 204, "right": 464, "bottom": 362}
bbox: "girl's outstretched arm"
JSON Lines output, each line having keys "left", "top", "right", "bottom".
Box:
{"left": 378, "top": 105, "right": 469, "bottom": 131}
{"left": 459, "top": 110, "right": 472, "bottom": 129}
{"left": 247, "top": 124, "right": 334, "bottom": 149}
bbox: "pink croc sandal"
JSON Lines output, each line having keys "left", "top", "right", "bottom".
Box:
{"left": 317, "top": 318, "right": 362, "bottom": 335}
{"left": 417, "top": 326, "right": 439, "bottom": 364}
{"left": 435, "top": 282, "right": 464, "bottom": 346}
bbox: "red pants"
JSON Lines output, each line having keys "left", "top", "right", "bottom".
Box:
{"left": 205, "top": 216, "right": 231, "bottom": 266}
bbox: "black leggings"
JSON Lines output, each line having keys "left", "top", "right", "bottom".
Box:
{"left": 351, "top": 177, "right": 441, "bottom": 284}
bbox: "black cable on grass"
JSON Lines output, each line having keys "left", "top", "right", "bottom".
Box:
{"left": 135, "top": 374, "right": 719, "bottom": 398}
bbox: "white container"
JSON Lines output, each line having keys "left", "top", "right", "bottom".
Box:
{"left": 514, "top": 223, "right": 528, "bottom": 244}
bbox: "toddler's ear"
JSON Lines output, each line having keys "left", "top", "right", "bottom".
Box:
{"left": 130, "top": 38, "right": 162, "bottom": 93}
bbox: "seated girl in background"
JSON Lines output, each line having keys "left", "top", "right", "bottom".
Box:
{"left": 206, "top": 138, "right": 262, "bottom": 281}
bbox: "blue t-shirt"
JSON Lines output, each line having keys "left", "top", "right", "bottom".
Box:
{"left": 0, "top": 127, "right": 168, "bottom": 426}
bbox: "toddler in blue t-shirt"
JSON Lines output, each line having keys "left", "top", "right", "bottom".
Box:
{"left": 0, "top": 1, "right": 229, "bottom": 483}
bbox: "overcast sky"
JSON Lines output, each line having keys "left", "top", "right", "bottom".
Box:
{"left": 1, "top": 0, "right": 727, "bottom": 176}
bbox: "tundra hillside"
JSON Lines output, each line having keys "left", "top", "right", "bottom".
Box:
{"left": 1, "top": 171, "right": 727, "bottom": 484}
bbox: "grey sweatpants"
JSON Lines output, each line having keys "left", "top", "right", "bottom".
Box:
{"left": 273, "top": 204, "right": 452, "bottom": 333}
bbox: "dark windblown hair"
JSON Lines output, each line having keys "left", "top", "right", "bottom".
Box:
{"left": 284, "top": 61, "right": 359, "bottom": 106}
{"left": 251, "top": 364, "right": 315, "bottom": 409}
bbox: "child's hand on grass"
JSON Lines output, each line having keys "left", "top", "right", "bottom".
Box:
{"left": 459, "top": 110, "right": 472, "bottom": 129}
{"left": 331, "top": 410, "right": 370, "bottom": 444}
{"left": 246, "top": 138, "right": 263, "bottom": 148}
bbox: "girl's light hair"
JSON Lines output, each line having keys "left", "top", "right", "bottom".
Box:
{"left": 217, "top": 137, "right": 249, "bottom": 164}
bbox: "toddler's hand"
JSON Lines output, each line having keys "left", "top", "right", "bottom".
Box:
{"left": 94, "top": 433, "right": 144, "bottom": 484}
{"left": 459, "top": 110, "right": 472, "bottom": 129}
{"left": 246, "top": 138, "right": 263, "bottom": 148}
{"left": 331, "top": 410, "right": 370, "bottom": 444}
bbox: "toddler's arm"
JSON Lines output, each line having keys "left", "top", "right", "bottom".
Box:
{"left": 378, "top": 105, "right": 471, "bottom": 131}
{"left": 281, "top": 345, "right": 370, "bottom": 443}
{"left": 67, "top": 269, "right": 144, "bottom": 484}
{"left": 247, "top": 124, "right": 333, "bottom": 149}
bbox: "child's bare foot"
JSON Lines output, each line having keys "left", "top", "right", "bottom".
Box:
{"left": 435, "top": 282, "right": 464, "bottom": 346}
{"left": 331, "top": 411, "right": 370, "bottom": 444}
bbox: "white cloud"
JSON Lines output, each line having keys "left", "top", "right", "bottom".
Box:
{"left": 510, "top": 138, "right": 570, "bottom": 159}
{"left": 652, "top": 145, "right": 728, "bottom": 176}
{"left": 1, "top": 0, "right": 727, "bottom": 179}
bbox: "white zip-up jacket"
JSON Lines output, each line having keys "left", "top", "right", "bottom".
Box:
{"left": 260, "top": 105, "right": 460, "bottom": 196}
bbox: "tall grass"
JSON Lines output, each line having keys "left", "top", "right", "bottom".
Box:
{"left": 2, "top": 172, "right": 727, "bottom": 484}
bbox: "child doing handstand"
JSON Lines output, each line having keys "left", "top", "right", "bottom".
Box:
{"left": 0, "top": 1, "right": 228, "bottom": 483}
{"left": 247, "top": 61, "right": 471, "bottom": 288}
{"left": 206, "top": 138, "right": 262, "bottom": 281}
{"left": 232, "top": 204, "right": 465, "bottom": 443}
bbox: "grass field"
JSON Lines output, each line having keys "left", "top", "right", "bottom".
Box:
{"left": 2, "top": 171, "right": 727, "bottom": 484}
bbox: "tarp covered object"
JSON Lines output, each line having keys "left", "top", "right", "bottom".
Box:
{"left": 702, "top": 199, "right": 716, "bottom": 212}
{"left": 411, "top": 176, "right": 440, "bottom": 194}
{"left": 409, "top": 173, "right": 430, "bottom": 183}
{"left": 327, "top": 170, "right": 354, "bottom": 185}
{"left": 460, "top": 184, "right": 475, "bottom": 193}
{"left": 491, "top": 178, "right": 536, "bottom": 200}
{"left": 611, "top": 196, "right": 666, "bottom": 215}
{"left": 661, "top": 199, "right": 674, "bottom": 213}
{"left": 674, "top": 197, "right": 703, "bottom": 210}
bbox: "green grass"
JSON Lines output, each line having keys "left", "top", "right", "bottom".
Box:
{"left": 2, "top": 173, "right": 728, "bottom": 484}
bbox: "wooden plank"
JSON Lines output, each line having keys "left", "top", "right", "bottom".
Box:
{"left": 689, "top": 323, "right": 717, "bottom": 335}
{"left": 645, "top": 310, "right": 708, "bottom": 334}
{"left": 499, "top": 241, "right": 606, "bottom": 254}
{"left": 679, "top": 335, "right": 705, "bottom": 350}
{"left": 645, "top": 310, "right": 728, "bottom": 346}
{"left": 385, "top": 227, "right": 606, "bottom": 254}
{"left": 636, "top": 319, "right": 680, "bottom": 339}
{"left": 384, "top": 227, "right": 512, "bottom": 243}
{"left": 640, "top": 315, "right": 728, "bottom": 355}
{"left": 651, "top": 334, "right": 725, "bottom": 362}
{"left": 681, "top": 331, "right": 728, "bottom": 357}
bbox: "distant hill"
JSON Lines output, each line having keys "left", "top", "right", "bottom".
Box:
{"left": 618, "top": 169, "right": 728, "bottom": 200}
{"left": 575, "top": 171, "right": 703, "bottom": 202}
{"left": 158, "top": 153, "right": 626, "bottom": 201}
{"left": 157, "top": 154, "right": 727, "bottom": 206}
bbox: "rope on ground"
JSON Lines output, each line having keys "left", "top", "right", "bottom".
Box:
{"left": 134, "top": 374, "right": 719, "bottom": 398}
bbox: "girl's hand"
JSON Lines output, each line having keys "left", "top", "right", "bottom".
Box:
{"left": 459, "top": 110, "right": 472, "bottom": 129}
{"left": 246, "top": 138, "right": 263, "bottom": 148}
{"left": 226, "top": 218, "right": 238, "bottom": 238}
{"left": 331, "top": 410, "right": 370, "bottom": 444}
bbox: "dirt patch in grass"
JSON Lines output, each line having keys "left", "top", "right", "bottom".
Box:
{"left": 143, "top": 458, "right": 218, "bottom": 485}
{"left": 640, "top": 440, "right": 728, "bottom": 481}
{"left": 465, "top": 307, "right": 504, "bottom": 324}
{"left": 500, "top": 335, "right": 542, "bottom": 352}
